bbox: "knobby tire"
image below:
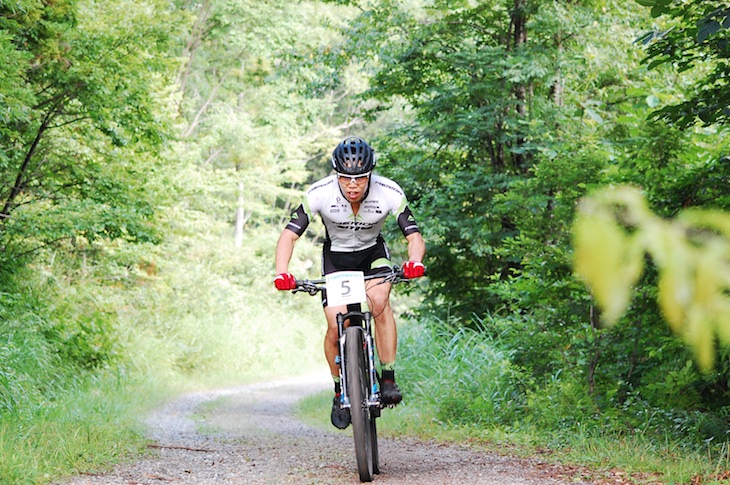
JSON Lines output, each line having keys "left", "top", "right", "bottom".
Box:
{"left": 371, "top": 413, "right": 379, "bottom": 474}
{"left": 345, "top": 326, "right": 373, "bottom": 482}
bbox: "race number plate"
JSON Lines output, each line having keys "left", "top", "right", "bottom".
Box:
{"left": 325, "top": 271, "right": 366, "bottom": 306}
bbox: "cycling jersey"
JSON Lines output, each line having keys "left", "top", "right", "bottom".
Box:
{"left": 285, "top": 174, "right": 420, "bottom": 252}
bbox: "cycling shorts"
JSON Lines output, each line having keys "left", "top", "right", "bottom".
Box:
{"left": 320, "top": 236, "right": 392, "bottom": 307}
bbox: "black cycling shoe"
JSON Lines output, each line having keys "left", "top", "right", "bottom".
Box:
{"left": 380, "top": 379, "right": 403, "bottom": 405}
{"left": 331, "top": 395, "right": 351, "bottom": 429}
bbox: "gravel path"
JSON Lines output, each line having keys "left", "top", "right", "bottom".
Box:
{"left": 58, "top": 374, "right": 605, "bottom": 485}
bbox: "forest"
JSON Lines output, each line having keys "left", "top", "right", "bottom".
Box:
{"left": 1, "top": 0, "right": 730, "bottom": 483}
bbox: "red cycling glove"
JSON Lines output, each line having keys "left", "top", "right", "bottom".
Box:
{"left": 402, "top": 261, "right": 425, "bottom": 279}
{"left": 274, "top": 273, "right": 297, "bottom": 291}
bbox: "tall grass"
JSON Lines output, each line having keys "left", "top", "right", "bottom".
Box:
{"left": 0, "top": 278, "right": 163, "bottom": 482}
{"left": 397, "top": 318, "right": 523, "bottom": 428}
{"left": 295, "top": 290, "right": 730, "bottom": 483}
{"left": 0, "top": 371, "right": 154, "bottom": 483}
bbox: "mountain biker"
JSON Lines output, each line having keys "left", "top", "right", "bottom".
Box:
{"left": 274, "top": 136, "right": 426, "bottom": 429}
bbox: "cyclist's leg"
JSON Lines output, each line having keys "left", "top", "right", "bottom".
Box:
{"left": 365, "top": 237, "right": 397, "bottom": 367}
{"left": 366, "top": 281, "right": 395, "bottom": 364}
{"left": 365, "top": 241, "right": 402, "bottom": 404}
{"left": 323, "top": 303, "right": 347, "bottom": 377}
{"left": 367, "top": 282, "right": 402, "bottom": 404}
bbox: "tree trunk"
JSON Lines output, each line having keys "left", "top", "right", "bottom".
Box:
{"left": 511, "top": 0, "right": 529, "bottom": 175}
{"left": 176, "top": 0, "right": 213, "bottom": 97}
{"left": 234, "top": 181, "right": 245, "bottom": 247}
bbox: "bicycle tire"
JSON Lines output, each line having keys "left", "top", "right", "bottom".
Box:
{"left": 345, "top": 326, "right": 373, "bottom": 482}
{"left": 370, "top": 413, "right": 380, "bottom": 474}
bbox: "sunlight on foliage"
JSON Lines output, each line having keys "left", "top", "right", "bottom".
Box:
{"left": 573, "top": 186, "right": 730, "bottom": 370}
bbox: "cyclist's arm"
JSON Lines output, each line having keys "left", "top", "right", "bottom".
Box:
{"left": 276, "top": 201, "right": 313, "bottom": 274}
{"left": 275, "top": 228, "right": 300, "bottom": 274}
{"left": 405, "top": 231, "right": 426, "bottom": 263}
{"left": 392, "top": 194, "right": 424, "bottom": 262}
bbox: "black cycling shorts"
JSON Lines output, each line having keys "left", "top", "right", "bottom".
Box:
{"left": 320, "top": 235, "right": 392, "bottom": 307}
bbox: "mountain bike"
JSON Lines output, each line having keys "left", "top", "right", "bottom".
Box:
{"left": 293, "top": 266, "right": 410, "bottom": 482}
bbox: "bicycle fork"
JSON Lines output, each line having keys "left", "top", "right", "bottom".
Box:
{"left": 336, "top": 311, "right": 381, "bottom": 411}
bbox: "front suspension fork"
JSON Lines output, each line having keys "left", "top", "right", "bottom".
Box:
{"left": 336, "top": 311, "right": 379, "bottom": 410}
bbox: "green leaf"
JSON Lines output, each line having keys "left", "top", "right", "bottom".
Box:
{"left": 699, "top": 109, "right": 715, "bottom": 123}
{"left": 655, "top": 238, "right": 692, "bottom": 333}
{"left": 698, "top": 19, "right": 722, "bottom": 43}
{"left": 650, "top": 5, "right": 669, "bottom": 18}
{"left": 634, "top": 31, "right": 656, "bottom": 45}
{"left": 646, "top": 94, "right": 660, "bottom": 108}
{"left": 647, "top": 57, "right": 669, "bottom": 70}
{"left": 585, "top": 108, "right": 604, "bottom": 124}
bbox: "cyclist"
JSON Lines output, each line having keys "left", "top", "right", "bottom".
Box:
{"left": 274, "top": 136, "right": 426, "bottom": 429}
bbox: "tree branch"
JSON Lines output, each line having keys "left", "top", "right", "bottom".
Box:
{"left": 0, "top": 109, "right": 56, "bottom": 223}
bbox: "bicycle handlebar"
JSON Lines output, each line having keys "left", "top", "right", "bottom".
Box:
{"left": 292, "top": 265, "right": 412, "bottom": 296}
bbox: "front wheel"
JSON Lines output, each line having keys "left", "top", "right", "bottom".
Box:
{"left": 345, "top": 326, "right": 373, "bottom": 482}
{"left": 370, "top": 412, "right": 379, "bottom": 474}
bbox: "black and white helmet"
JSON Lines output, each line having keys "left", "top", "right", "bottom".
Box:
{"left": 331, "top": 136, "right": 376, "bottom": 175}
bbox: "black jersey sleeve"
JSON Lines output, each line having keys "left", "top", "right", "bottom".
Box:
{"left": 285, "top": 203, "right": 310, "bottom": 237}
{"left": 397, "top": 205, "right": 420, "bottom": 237}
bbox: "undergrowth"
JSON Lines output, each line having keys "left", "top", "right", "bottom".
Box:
{"left": 0, "top": 216, "right": 325, "bottom": 483}
{"left": 298, "top": 315, "right": 730, "bottom": 484}
{"left": 395, "top": 317, "right": 730, "bottom": 484}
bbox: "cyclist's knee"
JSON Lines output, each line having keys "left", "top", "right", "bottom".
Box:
{"left": 370, "top": 296, "right": 392, "bottom": 317}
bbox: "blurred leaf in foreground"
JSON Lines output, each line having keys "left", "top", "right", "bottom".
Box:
{"left": 573, "top": 186, "right": 730, "bottom": 370}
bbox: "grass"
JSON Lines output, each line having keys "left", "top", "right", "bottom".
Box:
{"left": 0, "top": 372, "right": 165, "bottom": 484}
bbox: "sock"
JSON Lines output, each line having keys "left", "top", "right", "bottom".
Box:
{"left": 333, "top": 375, "right": 341, "bottom": 395}
{"left": 381, "top": 361, "right": 396, "bottom": 371}
{"left": 381, "top": 365, "right": 395, "bottom": 383}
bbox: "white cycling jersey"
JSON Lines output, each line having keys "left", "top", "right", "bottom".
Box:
{"left": 285, "top": 174, "right": 420, "bottom": 252}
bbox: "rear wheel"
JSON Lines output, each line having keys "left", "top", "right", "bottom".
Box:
{"left": 345, "top": 326, "right": 373, "bottom": 482}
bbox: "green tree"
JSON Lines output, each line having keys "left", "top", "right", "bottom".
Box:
{"left": 636, "top": 1, "right": 730, "bottom": 127}
{"left": 171, "top": 0, "right": 355, "bottom": 241}
{"left": 313, "top": 1, "right": 730, "bottom": 436}
{"left": 314, "top": 1, "right": 647, "bottom": 312}
{"left": 0, "top": 0, "right": 181, "bottom": 268}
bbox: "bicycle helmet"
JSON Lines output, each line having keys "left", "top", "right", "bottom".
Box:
{"left": 331, "top": 136, "right": 376, "bottom": 175}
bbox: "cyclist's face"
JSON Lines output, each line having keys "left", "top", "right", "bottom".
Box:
{"left": 337, "top": 172, "right": 370, "bottom": 203}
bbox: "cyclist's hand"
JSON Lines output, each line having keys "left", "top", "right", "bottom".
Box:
{"left": 402, "top": 261, "right": 425, "bottom": 279}
{"left": 274, "top": 273, "right": 297, "bottom": 290}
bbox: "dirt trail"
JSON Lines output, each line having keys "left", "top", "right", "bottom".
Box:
{"left": 58, "top": 374, "right": 603, "bottom": 485}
